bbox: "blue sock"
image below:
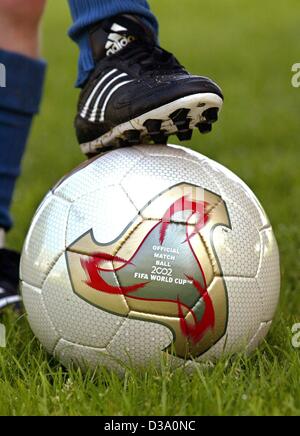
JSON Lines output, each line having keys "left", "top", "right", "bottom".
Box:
{"left": 68, "top": 0, "right": 159, "bottom": 87}
{"left": 0, "top": 50, "right": 46, "bottom": 232}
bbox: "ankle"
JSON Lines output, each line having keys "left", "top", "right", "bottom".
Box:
{"left": 0, "top": 229, "right": 5, "bottom": 249}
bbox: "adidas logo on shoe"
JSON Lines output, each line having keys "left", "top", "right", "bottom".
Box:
{"left": 105, "top": 23, "right": 135, "bottom": 56}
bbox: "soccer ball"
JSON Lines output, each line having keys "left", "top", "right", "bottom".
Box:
{"left": 20, "top": 145, "right": 280, "bottom": 372}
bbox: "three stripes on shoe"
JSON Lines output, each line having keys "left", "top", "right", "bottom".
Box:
{"left": 80, "top": 69, "right": 133, "bottom": 122}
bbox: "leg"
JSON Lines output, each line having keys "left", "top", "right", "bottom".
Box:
{"left": 67, "top": 0, "right": 223, "bottom": 156}
{"left": 0, "top": 0, "right": 46, "bottom": 58}
{"left": 0, "top": 0, "right": 46, "bottom": 307}
{"left": 0, "top": 0, "right": 46, "bottom": 237}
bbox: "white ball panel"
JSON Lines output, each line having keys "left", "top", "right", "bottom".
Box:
{"left": 21, "top": 281, "right": 59, "bottom": 353}
{"left": 54, "top": 339, "right": 123, "bottom": 373}
{"left": 66, "top": 185, "right": 138, "bottom": 246}
{"left": 121, "top": 154, "right": 219, "bottom": 212}
{"left": 246, "top": 321, "right": 272, "bottom": 353}
{"left": 106, "top": 317, "right": 174, "bottom": 367}
{"left": 20, "top": 194, "right": 70, "bottom": 288}
{"left": 203, "top": 158, "right": 269, "bottom": 229}
{"left": 54, "top": 148, "right": 144, "bottom": 202}
{"left": 212, "top": 200, "right": 261, "bottom": 278}
{"left": 257, "top": 228, "right": 281, "bottom": 321}
{"left": 198, "top": 277, "right": 263, "bottom": 360}
{"left": 42, "top": 255, "right": 124, "bottom": 349}
{"left": 133, "top": 144, "right": 206, "bottom": 164}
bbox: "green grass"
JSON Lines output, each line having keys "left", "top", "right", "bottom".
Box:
{"left": 1, "top": 0, "right": 300, "bottom": 416}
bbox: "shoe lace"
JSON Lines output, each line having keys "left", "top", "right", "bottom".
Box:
{"left": 125, "top": 42, "right": 185, "bottom": 75}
